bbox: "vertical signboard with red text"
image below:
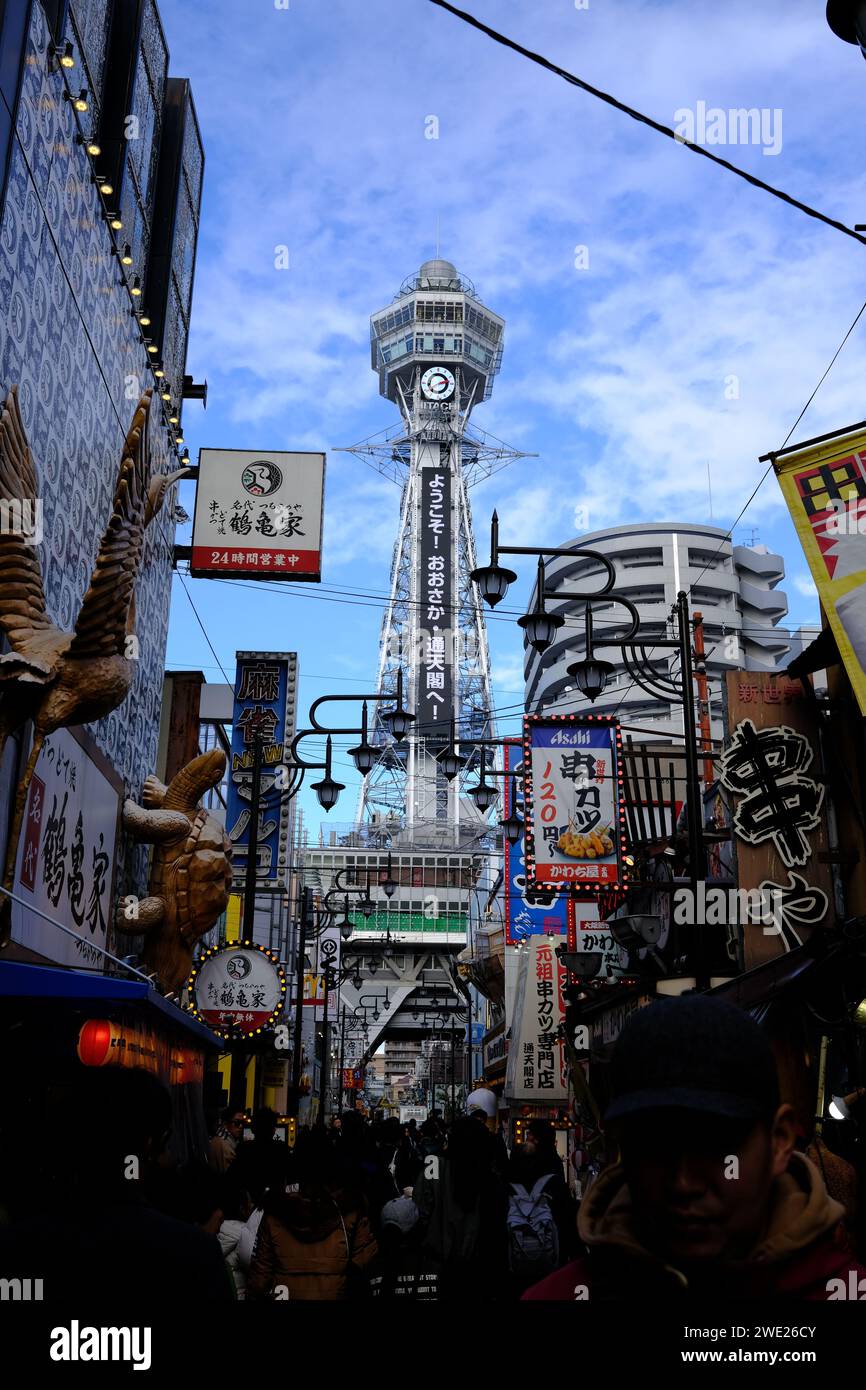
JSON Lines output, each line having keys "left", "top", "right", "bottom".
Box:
{"left": 503, "top": 740, "right": 573, "bottom": 945}
{"left": 522, "top": 715, "right": 628, "bottom": 895}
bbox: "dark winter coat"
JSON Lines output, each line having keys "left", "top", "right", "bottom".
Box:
{"left": 246, "top": 1185, "right": 377, "bottom": 1301}
{"left": 523, "top": 1152, "right": 866, "bottom": 1301}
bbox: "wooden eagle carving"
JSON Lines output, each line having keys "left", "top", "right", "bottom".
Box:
{"left": 0, "top": 385, "right": 190, "bottom": 942}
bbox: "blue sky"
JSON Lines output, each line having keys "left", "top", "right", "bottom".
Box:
{"left": 157, "top": 0, "right": 866, "bottom": 833}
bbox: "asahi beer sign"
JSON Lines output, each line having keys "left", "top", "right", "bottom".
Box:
{"left": 192, "top": 448, "right": 325, "bottom": 580}
{"left": 522, "top": 715, "right": 626, "bottom": 891}
{"left": 12, "top": 727, "right": 120, "bottom": 968}
{"left": 418, "top": 464, "right": 452, "bottom": 743}
{"left": 188, "top": 943, "right": 287, "bottom": 1038}
{"left": 225, "top": 653, "right": 297, "bottom": 889}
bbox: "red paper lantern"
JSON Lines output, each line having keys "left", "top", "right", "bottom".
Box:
{"left": 77, "top": 1018, "right": 113, "bottom": 1068}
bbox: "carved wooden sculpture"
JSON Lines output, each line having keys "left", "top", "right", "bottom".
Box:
{"left": 0, "top": 385, "right": 190, "bottom": 942}
{"left": 117, "top": 749, "right": 233, "bottom": 988}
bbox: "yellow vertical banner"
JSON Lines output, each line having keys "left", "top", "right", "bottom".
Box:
{"left": 773, "top": 427, "right": 866, "bottom": 714}
{"left": 225, "top": 893, "right": 242, "bottom": 943}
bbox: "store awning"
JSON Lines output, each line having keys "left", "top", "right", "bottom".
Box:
{"left": 706, "top": 935, "right": 829, "bottom": 1011}
{"left": 0, "top": 960, "right": 220, "bottom": 1049}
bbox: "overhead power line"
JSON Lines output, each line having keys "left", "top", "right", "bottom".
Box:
{"left": 428, "top": 0, "right": 866, "bottom": 248}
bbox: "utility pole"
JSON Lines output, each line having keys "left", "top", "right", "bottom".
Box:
{"left": 337, "top": 1006, "right": 347, "bottom": 1115}
{"left": 692, "top": 611, "right": 715, "bottom": 790}
{"left": 289, "top": 886, "right": 312, "bottom": 1120}
{"left": 318, "top": 961, "right": 332, "bottom": 1126}
{"left": 450, "top": 1017, "right": 456, "bottom": 1122}
{"left": 677, "top": 591, "right": 709, "bottom": 989}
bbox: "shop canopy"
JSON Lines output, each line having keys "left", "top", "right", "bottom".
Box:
{"left": 0, "top": 959, "right": 219, "bottom": 1049}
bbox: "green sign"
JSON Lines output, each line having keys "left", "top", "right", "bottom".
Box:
{"left": 348, "top": 909, "right": 466, "bottom": 935}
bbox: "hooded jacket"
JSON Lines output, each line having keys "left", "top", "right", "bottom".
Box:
{"left": 246, "top": 1186, "right": 377, "bottom": 1301}
{"left": 523, "top": 1152, "right": 866, "bottom": 1301}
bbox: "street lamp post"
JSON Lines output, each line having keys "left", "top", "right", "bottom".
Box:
{"left": 472, "top": 512, "right": 710, "bottom": 987}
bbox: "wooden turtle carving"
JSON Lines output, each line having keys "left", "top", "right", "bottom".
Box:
{"left": 118, "top": 748, "right": 233, "bottom": 988}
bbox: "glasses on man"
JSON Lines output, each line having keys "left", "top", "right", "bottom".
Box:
{"left": 228, "top": 1117, "right": 245, "bottom": 1128}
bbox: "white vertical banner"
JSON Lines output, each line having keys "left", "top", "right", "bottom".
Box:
{"left": 504, "top": 936, "right": 568, "bottom": 1103}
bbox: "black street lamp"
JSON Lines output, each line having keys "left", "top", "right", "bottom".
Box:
{"left": 467, "top": 762, "right": 498, "bottom": 814}
{"left": 436, "top": 715, "right": 468, "bottom": 782}
{"left": 309, "top": 736, "right": 345, "bottom": 813}
{"left": 500, "top": 775, "right": 523, "bottom": 845}
{"left": 347, "top": 701, "right": 376, "bottom": 775}
{"left": 517, "top": 557, "right": 565, "bottom": 654}
{"left": 827, "top": 0, "right": 866, "bottom": 56}
{"left": 470, "top": 510, "right": 518, "bottom": 606}
{"left": 380, "top": 669, "right": 415, "bottom": 743}
{"left": 567, "top": 607, "right": 614, "bottom": 702}
{"left": 381, "top": 852, "right": 398, "bottom": 900}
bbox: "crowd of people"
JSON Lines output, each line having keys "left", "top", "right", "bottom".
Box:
{"left": 3, "top": 996, "right": 865, "bottom": 1302}
{"left": 199, "top": 1097, "right": 577, "bottom": 1301}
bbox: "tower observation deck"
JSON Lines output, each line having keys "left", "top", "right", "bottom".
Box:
{"left": 340, "top": 259, "right": 529, "bottom": 839}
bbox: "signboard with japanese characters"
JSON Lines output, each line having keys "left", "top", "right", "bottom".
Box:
{"left": 417, "top": 463, "right": 453, "bottom": 744}
{"left": 11, "top": 726, "right": 121, "bottom": 969}
{"left": 504, "top": 935, "right": 568, "bottom": 1102}
{"left": 225, "top": 652, "right": 297, "bottom": 889}
{"left": 503, "top": 740, "right": 573, "bottom": 944}
{"left": 721, "top": 672, "right": 833, "bottom": 969}
{"left": 310, "top": 922, "right": 341, "bottom": 1017}
{"left": 566, "top": 898, "right": 625, "bottom": 978}
{"left": 191, "top": 448, "right": 325, "bottom": 580}
{"left": 188, "top": 942, "right": 287, "bottom": 1039}
{"left": 773, "top": 427, "right": 866, "bottom": 714}
{"left": 522, "top": 715, "right": 627, "bottom": 892}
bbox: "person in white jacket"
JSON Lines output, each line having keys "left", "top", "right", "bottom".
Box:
{"left": 217, "top": 1187, "right": 263, "bottom": 1300}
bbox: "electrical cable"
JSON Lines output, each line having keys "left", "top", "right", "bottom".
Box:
{"left": 428, "top": 0, "right": 866, "bottom": 248}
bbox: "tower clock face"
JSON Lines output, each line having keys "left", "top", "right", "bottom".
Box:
{"left": 421, "top": 367, "right": 455, "bottom": 401}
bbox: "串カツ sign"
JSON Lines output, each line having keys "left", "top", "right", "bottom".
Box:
{"left": 191, "top": 448, "right": 325, "bottom": 580}
{"left": 522, "top": 714, "right": 627, "bottom": 893}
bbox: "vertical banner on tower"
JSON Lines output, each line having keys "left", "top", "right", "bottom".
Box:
{"left": 772, "top": 426, "right": 866, "bottom": 714}
{"left": 418, "top": 465, "right": 452, "bottom": 744}
{"left": 225, "top": 652, "right": 298, "bottom": 890}
{"left": 503, "top": 740, "right": 573, "bottom": 944}
{"left": 522, "top": 715, "right": 627, "bottom": 892}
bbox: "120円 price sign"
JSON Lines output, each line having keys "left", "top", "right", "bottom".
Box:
{"left": 521, "top": 714, "right": 629, "bottom": 893}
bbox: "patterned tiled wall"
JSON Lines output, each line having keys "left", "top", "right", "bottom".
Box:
{"left": 0, "top": 1, "right": 188, "bottom": 886}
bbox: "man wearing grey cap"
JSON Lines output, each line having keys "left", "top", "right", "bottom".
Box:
{"left": 524, "top": 995, "right": 866, "bottom": 1300}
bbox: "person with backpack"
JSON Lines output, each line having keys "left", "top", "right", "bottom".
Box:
{"left": 507, "top": 1121, "right": 577, "bottom": 1294}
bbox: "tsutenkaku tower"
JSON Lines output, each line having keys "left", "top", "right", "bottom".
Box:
{"left": 342, "top": 259, "right": 528, "bottom": 834}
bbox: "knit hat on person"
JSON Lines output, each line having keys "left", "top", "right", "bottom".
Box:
{"left": 380, "top": 1196, "right": 420, "bottom": 1234}
{"left": 605, "top": 995, "right": 780, "bottom": 1124}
